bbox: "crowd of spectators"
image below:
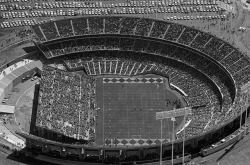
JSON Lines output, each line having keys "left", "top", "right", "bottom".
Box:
{"left": 40, "top": 22, "right": 60, "bottom": 41}
{"left": 105, "top": 155, "right": 119, "bottom": 164}
{"left": 38, "top": 36, "right": 233, "bottom": 103}
{"left": 72, "top": 18, "right": 89, "bottom": 36}
{"left": 32, "top": 26, "right": 46, "bottom": 42}
{"left": 62, "top": 51, "right": 224, "bottom": 139}
{"left": 16, "top": 29, "right": 33, "bottom": 38}
{"left": 34, "top": 17, "right": 250, "bottom": 87}
{"left": 36, "top": 65, "right": 96, "bottom": 142}
{"left": 38, "top": 40, "right": 247, "bottom": 139}
{"left": 63, "top": 51, "right": 156, "bottom": 77}
{"left": 36, "top": 19, "right": 245, "bottom": 89}
{"left": 176, "top": 106, "right": 211, "bottom": 139}
{"left": 56, "top": 19, "right": 74, "bottom": 38}
{"left": 63, "top": 48, "right": 249, "bottom": 140}
{"left": 32, "top": 16, "right": 228, "bottom": 42}
{"left": 124, "top": 154, "right": 140, "bottom": 161}
{"left": 32, "top": 16, "right": 250, "bottom": 142}
{"left": 144, "top": 152, "right": 159, "bottom": 160}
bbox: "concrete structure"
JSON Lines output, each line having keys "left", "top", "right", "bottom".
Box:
{"left": 0, "top": 105, "right": 15, "bottom": 114}
{"left": 0, "top": 60, "right": 42, "bottom": 103}
{"left": 0, "top": 59, "right": 43, "bottom": 149}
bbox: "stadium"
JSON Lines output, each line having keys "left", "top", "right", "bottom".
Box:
{"left": 0, "top": 1, "right": 250, "bottom": 165}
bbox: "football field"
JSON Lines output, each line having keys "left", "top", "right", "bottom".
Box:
{"left": 95, "top": 75, "right": 184, "bottom": 146}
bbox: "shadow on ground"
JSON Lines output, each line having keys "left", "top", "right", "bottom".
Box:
{"left": 216, "top": 140, "right": 240, "bottom": 162}
{"left": 23, "top": 46, "right": 37, "bottom": 54}
{"left": 6, "top": 151, "right": 59, "bottom": 165}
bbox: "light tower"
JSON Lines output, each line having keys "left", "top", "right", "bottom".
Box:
{"left": 156, "top": 106, "right": 192, "bottom": 165}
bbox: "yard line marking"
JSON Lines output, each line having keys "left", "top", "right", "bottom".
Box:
{"left": 126, "top": 83, "right": 129, "bottom": 139}
{"left": 240, "top": 151, "right": 249, "bottom": 160}
{"left": 140, "top": 84, "right": 145, "bottom": 138}
{"left": 77, "top": 75, "right": 81, "bottom": 139}
{"left": 102, "top": 78, "right": 105, "bottom": 144}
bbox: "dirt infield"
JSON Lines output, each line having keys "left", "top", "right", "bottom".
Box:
{"left": 13, "top": 79, "right": 39, "bottom": 134}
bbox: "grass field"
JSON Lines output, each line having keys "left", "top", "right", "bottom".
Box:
{"left": 95, "top": 74, "right": 185, "bottom": 146}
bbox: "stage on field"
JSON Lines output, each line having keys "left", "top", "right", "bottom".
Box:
{"left": 95, "top": 75, "right": 185, "bottom": 146}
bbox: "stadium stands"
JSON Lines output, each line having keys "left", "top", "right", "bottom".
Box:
{"left": 16, "top": 15, "right": 249, "bottom": 164}
{"left": 36, "top": 65, "right": 96, "bottom": 142}
{"left": 32, "top": 17, "right": 250, "bottom": 88}
{"left": 62, "top": 51, "right": 223, "bottom": 139}
{"left": 31, "top": 16, "right": 249, "bottom": 142}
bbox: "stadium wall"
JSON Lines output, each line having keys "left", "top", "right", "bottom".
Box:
{"left": 16, "top": 111, "right": 250, "bottom": 165}
{"left": 0, "top": 60, "right": 42, "bottom": 103}
{"left": 0, "top": 49, "right": 246, "bottom": 164}
{"left": 0, "top": 135, "right": 22, "bottom": 153}
{"left": 11, "top": 52, "right": 249, "bottom": 164}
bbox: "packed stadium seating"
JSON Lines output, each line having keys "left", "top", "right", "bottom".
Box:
{"left": 38, "top": 37, "right": 234, "bottom": 104}
{"left": 32, "top": 17, "right": 250, "bottom": 88}
{"left": 60, "top": 50, "right": 224, "bottom": 139}
{"left": 22, "top": 15, "right": 250, "bottom": 164}
{"left": 57, "top": 47, "right": 244, "bottom": 142}
{"left": 34, "top": 32, "right": 245, "bottom": 140}
{"left": 36, "top": 65, "right": 96, "bottom": 141}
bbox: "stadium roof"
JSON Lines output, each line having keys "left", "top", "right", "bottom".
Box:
{"left": 0, "top": 105, "right": 15, "bottom": 114}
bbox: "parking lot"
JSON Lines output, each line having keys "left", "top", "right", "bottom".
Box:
{"left": 0, "top": 0, "right": 234, "bottom": 28}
